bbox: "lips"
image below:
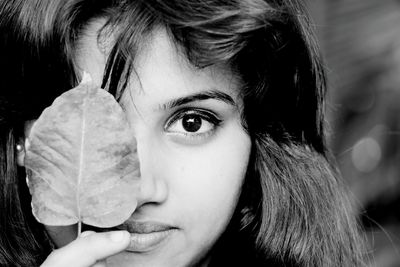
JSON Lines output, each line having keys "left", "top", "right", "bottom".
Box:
{"left": 116, "top": 221, "right": 174, "bottom": 234}
{"left": 116, "top": 221, "right": 177, "bottom": 252}
{"left": 81, "top": 221, "right": 177, "bottom": 252}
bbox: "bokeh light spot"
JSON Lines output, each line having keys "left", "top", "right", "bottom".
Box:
{"left": 351, "top": 137, "right": 382, "bottom": 173}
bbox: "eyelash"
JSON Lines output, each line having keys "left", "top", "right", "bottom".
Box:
{"left": 164, "top": 108, "right": 222, "bottom": 142}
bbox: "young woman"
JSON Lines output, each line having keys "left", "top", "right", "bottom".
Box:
{"left": 0, "top": 0, "right": 367, "bottom": 266}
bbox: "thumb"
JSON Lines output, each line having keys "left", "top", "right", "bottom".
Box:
{"left": 42, "top": 231, "right": 130, "bottom": 267}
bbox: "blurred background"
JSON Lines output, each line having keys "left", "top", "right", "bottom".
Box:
{"left": 307, "top": 0, "right": 400, "bottom": 266}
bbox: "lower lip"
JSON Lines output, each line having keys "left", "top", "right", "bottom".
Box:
{"left": 126, "top": 229, "right": 175, "bottom": 252}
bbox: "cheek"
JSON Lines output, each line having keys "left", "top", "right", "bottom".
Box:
{"left": 167, "top": 125, "right": 251, "bottom": 238}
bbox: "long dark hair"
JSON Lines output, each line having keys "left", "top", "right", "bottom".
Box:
{"left": 0, "top": 0, "right": 367, "bottom": 266}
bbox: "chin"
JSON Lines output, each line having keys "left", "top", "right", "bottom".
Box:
{"left": 105, "top": 247, "right": 212, "bottom": 267}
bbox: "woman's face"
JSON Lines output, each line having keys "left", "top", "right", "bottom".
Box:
{"left": 49, "top": 21, "right": 251, "bottom": 266}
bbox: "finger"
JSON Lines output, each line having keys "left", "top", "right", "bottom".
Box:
{"left": 42, "top": 231, "right": 130, "bottom": 267}
{"left": 80, "top": 230, "right": 96, "bottom": 238}
{"left": 91, "top": 260, "right": 107, "bottom": 267}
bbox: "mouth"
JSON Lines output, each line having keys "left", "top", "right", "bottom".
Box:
{"left": 118, "top": 221, "right": 177, "bottom": 252}
{"left": 82, "top": 221, "right": 177, "bottom": 253}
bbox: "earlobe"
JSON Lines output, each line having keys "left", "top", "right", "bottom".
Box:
{"left": 16, "top": 138, "right": 30, "bottom": 167}
{"left": 16, "top": 141, "right": 25, "bottom": 167}
{"left": 18, "top": 120, "right": 35, "bottom": 167}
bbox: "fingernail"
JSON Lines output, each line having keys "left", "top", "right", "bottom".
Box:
{"left": 110, "top": 231, "right": 128, "bottom": 243}
{"left": 80, "top": 231, "right": 95, "bottom": 238}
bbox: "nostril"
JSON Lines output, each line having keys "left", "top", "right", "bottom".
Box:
{"left": 135, "top": 178, "right": 155, "bottom": 205}
{"left": 135, "top": 176, "right": 168, "bottom": 208}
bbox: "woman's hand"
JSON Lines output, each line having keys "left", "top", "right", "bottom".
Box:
{"left": 41, "top": 231, "right": 130, "bottom": 267}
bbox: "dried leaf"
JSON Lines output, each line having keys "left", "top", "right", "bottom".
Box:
{"left": 25, "top": 77, "right": 140, "bottom": 228}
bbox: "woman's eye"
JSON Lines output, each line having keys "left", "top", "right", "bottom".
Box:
{"left": 180, "top": 114, "right": 204, "bottom": 133}
{"left": 165, "top": 109, "right": 222, "bottom": 140}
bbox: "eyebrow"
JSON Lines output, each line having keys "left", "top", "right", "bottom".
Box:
{"left": 160, "top": 90, "right": 236, "bottom": 110}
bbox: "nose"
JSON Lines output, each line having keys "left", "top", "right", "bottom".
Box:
{"left": 134, "top": 134, "right": 168, "bottom": 208}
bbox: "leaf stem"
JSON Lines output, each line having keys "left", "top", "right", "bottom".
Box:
{"left": 78, "top": 221, "right": 82, "bottom": 238}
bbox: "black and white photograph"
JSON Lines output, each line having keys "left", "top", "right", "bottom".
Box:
{"left": 0, "top": 0, "right": 399, "bottom": 266}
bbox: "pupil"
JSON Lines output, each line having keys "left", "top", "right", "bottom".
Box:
{"left": 182, "top": 115, "right": 202, "bottom": 132}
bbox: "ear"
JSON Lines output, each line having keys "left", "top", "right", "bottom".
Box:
{"left": 17, "top": 120, "right": 35, "bottom": 167}
{"left": 16, "top": 138, "right": 30, "bottom": 167}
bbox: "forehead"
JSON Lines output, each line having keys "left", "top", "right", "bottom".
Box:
{"left": 75, "top": 19, "right": 110, "bottom": 84}
{"left": 75, "top": 20, "right": 241, "bottom": 104}
{"left": 131, "top": 28, "right": 240, "bottom": 98}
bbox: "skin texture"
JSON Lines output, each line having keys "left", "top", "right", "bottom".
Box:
{"left": 22, "top": 20, "right": 252, "bottom": 267}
